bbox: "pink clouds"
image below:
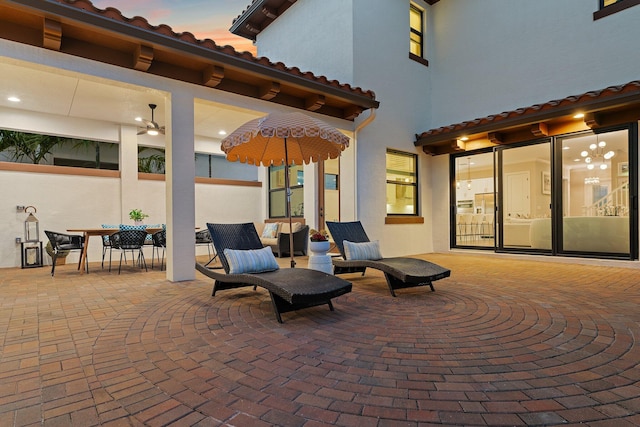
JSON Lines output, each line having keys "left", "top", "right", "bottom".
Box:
{"left": 91, "top": 0, "right": 256, "bottom": 54}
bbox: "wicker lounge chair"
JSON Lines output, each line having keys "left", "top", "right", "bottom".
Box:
{"left": 326, "top": 221, "right": 451, "bottom": 297}
{"left": 195, "top": 223, "right": 352, "bottom": 323}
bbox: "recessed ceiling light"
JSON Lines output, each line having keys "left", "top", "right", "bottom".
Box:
{"left": 460, "top": 136, "right": 469, "bottom": 141}
{"left": 135, "top": 117, "right": 143, "bottom": 122}
{"left": 8, "top": 96, "right": 20, "bottom": 102}
{"left": 218, "top": 130, "right": 227, "bottom": 136}
{"left": 573, "top": 113, "right": 584, "bottom": 119}
{"left": 562, "top": 146, "right": 570, "bottom": 150}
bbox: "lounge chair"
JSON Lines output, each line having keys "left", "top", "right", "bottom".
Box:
{"left": 326, "top": 221, "right": 451, "bottom": 297}
{"left": 195, "top": 223, "right": 352, "bottom": 323}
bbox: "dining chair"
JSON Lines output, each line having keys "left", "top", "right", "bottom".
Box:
{"left": 44, "top": 230, "right": 86, "bottom": 276}
{"left": 196, "top": 229, "right": 217, "bottom": 267}
{"left": 151, "top": 229, "right": 166, "bottom": 271}
{"left": 108, "top": 229, "right": 148, "bottom": 274}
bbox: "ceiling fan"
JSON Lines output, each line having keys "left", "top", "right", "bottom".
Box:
{"left": 137, "top": 103, "right": 165, "bottom": 136}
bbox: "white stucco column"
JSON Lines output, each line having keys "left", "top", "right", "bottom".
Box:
{"left": 165, "top": 92, "right": 196, "bottom": 281}
{"left": 119, "top": 125, "right": 139, "bottom": 221}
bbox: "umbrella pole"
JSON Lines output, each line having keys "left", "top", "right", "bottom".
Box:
{"left": 283, "top": 138, "right": 296, "bottom": 268}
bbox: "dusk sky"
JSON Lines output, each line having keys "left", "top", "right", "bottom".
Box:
{"left": 91, "top": 0, "right": 256, "bottom": 53}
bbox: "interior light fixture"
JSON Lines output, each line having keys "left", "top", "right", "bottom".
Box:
{"left": 580, "top": 136, "right": 614, "bottom": 170}
{"left": 146, "top": 129, "right": 159, "bottom": 136}
{"left": 218, "top": 130, "right": 227, "bottom": 136}
{"left": 573, "top": 113, "right": 585, "bottom": 119}
{"left": 455, "top": 158, "right": 460, "bottom": 190}
{"left": 460, "top": 136, "right": 469, "bottom": 141}
{"left": 135, "top": 117, "right": 143, "bottom": 122}
{"left": 466, "top": 157, "right": 472, "bottom": 190}
{"left": 8, "top": 96, "right": 20, "bottom": 102}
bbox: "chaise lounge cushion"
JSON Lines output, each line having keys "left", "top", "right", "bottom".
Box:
{"left": 343, "top": 240, "right": 383, "bottom": 260}
{"left": 224, "top": 247, "right": 280, "bottom": 274}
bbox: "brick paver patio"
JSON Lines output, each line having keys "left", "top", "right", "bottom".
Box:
{"left": 1, "top": 253, "right": 639, "bottom": 426}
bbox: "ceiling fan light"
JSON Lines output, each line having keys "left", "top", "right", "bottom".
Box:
{"left": 147, "top": 129, "right": 159, "bottom": 136}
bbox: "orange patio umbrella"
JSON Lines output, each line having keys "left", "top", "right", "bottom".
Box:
{"left": 221, "top": 112, "right": 349, "bottom": 268}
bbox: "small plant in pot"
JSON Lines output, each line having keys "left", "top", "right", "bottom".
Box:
{"left": 309, "top": 229, "right": 330, "bottom": 254}
{"left": 309, "top": 229, "right": 329, "bottom": 242}
{"left": 129, "top": 208, "right": 149, "bottom": 224}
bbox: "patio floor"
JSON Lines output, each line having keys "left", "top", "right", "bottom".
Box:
{"left": 1, "top": 253, "right": 639, "bottom": 426}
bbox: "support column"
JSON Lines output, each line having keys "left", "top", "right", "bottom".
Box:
{"left": 165, "top": 92, "right": 196, "bottom": 281}
{"left": 119, "top": 125, "right": 139, "bottom": 222}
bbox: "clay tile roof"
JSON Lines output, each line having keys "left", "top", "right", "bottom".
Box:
{"left": 415, "top": 80, "right": 640, "bottom": 145}
{"left": 53, "top": 0, "right": 377, "bottom": 106}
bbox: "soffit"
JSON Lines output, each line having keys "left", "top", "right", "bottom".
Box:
{"left": 415, "top": 81, "right": 640, "bottom": 155}
{"left": 0, "top": 0, "right": 378, "bottom": 121}
{"left": 231, "top": 0, "right": 440, "bottom": 41}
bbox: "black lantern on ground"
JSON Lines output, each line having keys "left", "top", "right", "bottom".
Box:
{"left": 21, "top": 206, "right": 43, "bottom": 268}
{"left": 24, "top": 206, "right": 39, "bottom": 242}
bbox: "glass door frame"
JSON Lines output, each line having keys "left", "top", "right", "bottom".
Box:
{"left": 494, "top": 138, "right": 553, "bottom": 254}
{"left": 449, "top": 122, "right": 638, "bottom": 260}
{"left": 553, "top": 124, "right": 638, "bottom": 260}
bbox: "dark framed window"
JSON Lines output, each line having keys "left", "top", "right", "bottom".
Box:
{"left": 195, "top": 153, "right": 258, "bottom": 180}
{"left": 594, "top": 0, "right": 640, "bottom": 19}
{"left": 410, "top": 4, "right": 424, "bottom": 58}
{"left": 0, "top": 129, "right": 118, "bottom": 170}
{"left": 269, "top": 164, "right": 304, "bottom": 218}
{"left": 386, "top": 149, "right": 418, "bottom": 215}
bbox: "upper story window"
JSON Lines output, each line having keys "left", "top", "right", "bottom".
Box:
{"left": 410, "top": 4, "right": 424, "bottom": 57}
{"left": 594, "top": 0, "right": 640, "bottom": 19}
{"left": 409, "top": 3, "right": 429, "bottom": 66}
{"left": 386, "top": 149, "right": 418, "bottom": 215}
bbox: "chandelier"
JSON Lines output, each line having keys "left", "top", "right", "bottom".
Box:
{"left": 584, "top": 176, "right": 600, "bottom": 185}
{"left": 580, "top": 137, "right": 615, "bottom": 170}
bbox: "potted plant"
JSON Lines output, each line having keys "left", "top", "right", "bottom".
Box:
{"left": 309, "top": 229, "right": 330, "bottom": 254}
{"left": 129, "top": 208, "right": 149, "bottom": 225}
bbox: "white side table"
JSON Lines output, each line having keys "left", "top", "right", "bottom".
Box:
{"left": 307, "top": 240, "right": 333, "bottom": 274}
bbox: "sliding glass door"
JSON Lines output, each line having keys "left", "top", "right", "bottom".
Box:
{"left": 557, "top": 128, "right": 631, "bottom": 255}
{"left": 451, "top": 124, "right": 636, "bottom": 259}
{"left": 496, "top": 141, "right": 552, "bottom": 251}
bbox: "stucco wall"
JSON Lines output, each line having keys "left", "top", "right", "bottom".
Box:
{"left": 257, "top": 0, "right": 437, "bottom": 257}
{"left": 428, "top": 0, "right": 640, "bottom": 128}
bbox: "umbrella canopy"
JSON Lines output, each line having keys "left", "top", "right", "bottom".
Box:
{"left": 221, "top": 112, "right": 349, "bottom": 166}
{"left": 221, "top": 112, "right": 349, "bottom": 268}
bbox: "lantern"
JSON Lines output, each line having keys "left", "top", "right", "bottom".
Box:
{"left": 24, "top": 206, "right": 39, "bottom": 242}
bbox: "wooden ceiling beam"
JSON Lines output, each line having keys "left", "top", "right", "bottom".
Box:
{"left": 259, "top": 82, "right": 280, "bottom": 100}
{"left": 202, "top": 65, "right": 224, "bottom": 87}
{"left": 305, "top": 94, "right": 325, "bottom": 111}
{"left": 43, "top": 18, "right": 61, "bottom": 50}
{"left": 488, "top": 132, "right": 505, "bottom": 144}
{"left": 133, "top": 44, "right": 153, "bottom": 71}
{"left": 531, "top": 122, "right": 548, "bottom": 137}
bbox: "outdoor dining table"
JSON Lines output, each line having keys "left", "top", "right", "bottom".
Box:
{"left": 67, "top": 227, "right": 162, "bottom": 274}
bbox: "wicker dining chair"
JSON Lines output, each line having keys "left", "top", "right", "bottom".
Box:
{"left": 108, "top": 229, "right": 148, "bottom": 274}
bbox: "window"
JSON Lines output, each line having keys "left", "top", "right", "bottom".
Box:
{"left": 269, "top": 164, "right": 304, "bottom": 218}
{"left": 409, "top": 4, "right": 424, "bottom": 58}
{"left": 0, "top": 129, "right": 118, "bottom": 170}
{"left": 386, "top": 150, "right": 418, "bottom": 215}
{"left": 594, "top": 0, "right": 640, "bottom": 19}
{"left": 195, "top": 153, "right": 258, "bottom": 180}
{"left": 138, "top": 146, "right": 165, "bottom": 174}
